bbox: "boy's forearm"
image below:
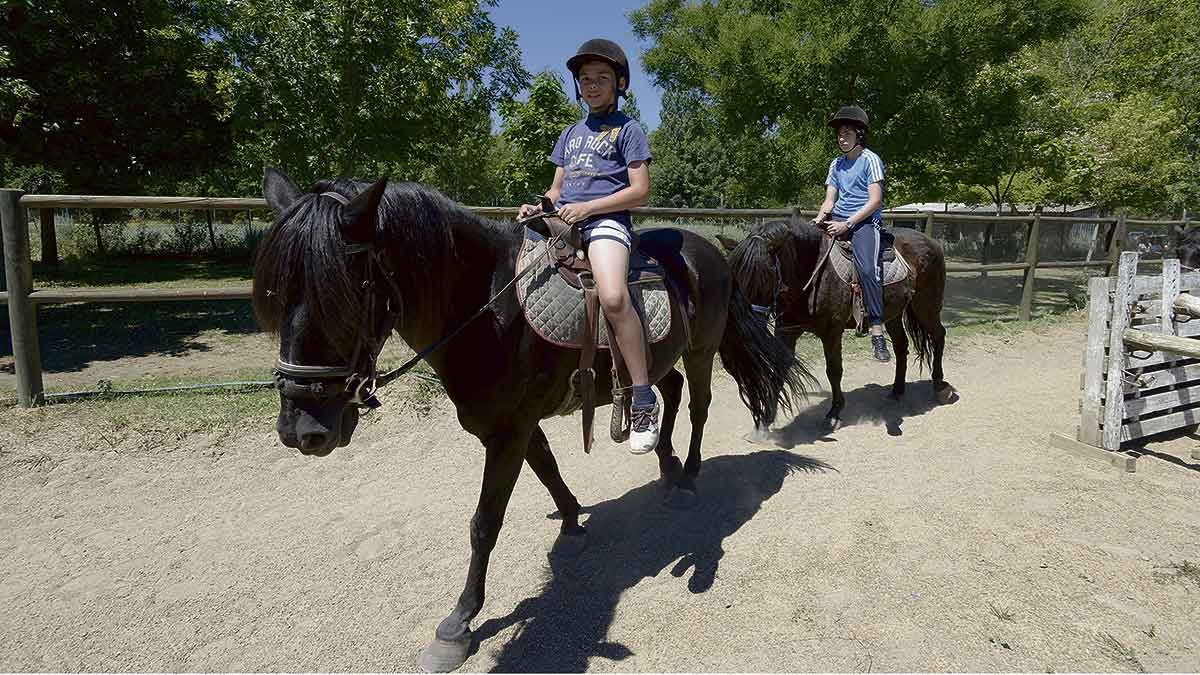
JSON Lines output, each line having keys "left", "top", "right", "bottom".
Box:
{"left": 847, "top": 196, "right": 882, "bottom": 227}
{"left": 585, "top": 184, "right": 649, "bottom": 215}
{"left": 816, "top": 199, "right": 835, "bottom": 219}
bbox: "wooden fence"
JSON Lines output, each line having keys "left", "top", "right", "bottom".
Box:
{"left": 0, "top": 189, "right": 1190, "bottom": 407}
{"left": 1051, "top": 251, "right": 1200, "bottom": 471}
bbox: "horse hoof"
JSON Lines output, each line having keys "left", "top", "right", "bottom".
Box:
{"left": 742, "top": 428, "right": 775, "bottom": 446}
{"left": 935, "top": 383, "right": 957, "bottom": 405}
{"left": 550, "top": 528, "right": 588, "bottom": 558}
{"left": 418, "top": 636, "right": 471, "bottom": 673}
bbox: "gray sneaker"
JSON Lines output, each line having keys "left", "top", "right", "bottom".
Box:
{"left": 871, "top": 335, "right": 891, "bottom": 362}
{"left": 629, "top": 403, "right": 660, "bottom": 455}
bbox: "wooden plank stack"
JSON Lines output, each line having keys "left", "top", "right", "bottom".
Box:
{"left": 1054, "top": 251, "right": 1200, "bottom": 471}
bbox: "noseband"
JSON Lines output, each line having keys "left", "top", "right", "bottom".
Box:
{"left": 273, "top": 191, "right": 402, "bottom": 410}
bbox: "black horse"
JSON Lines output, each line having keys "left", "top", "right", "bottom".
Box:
{"left": 251, "top": 169, "right": 809, "bottom": 672}
{"left": 720, "top": 214, "right": 955, "bottom": 427}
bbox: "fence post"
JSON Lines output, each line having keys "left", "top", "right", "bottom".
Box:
{"left": 40, "top": 208, "right": 58, "bottom": 266}
{"left": 923, "top": 211, "right": 935, "bottom": 239}
{"left": 1106, "top": 211, "right": 1127, "bottom": 276}
{"left": 0, "top": 189, "right": 45, "bottom": 406}
{"left": 1019, "top": 206, "right": 1042, "bottom": 321}
{"left": 1102, "top": 251, "right": 1138, "bottom": 451}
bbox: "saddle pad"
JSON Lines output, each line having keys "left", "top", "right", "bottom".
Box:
{"left": 515, "top": 237, "right": 673, "bottom": 349}
{"left": 829, "top": 245, "right": 911, "bottom": 287}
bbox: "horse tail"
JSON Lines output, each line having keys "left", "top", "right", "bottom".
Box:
{"left": 719, "top": 283, "right": 815, "bottom": 429}
{"left": 903, "top": 302, "right": 935, "bottom": 373}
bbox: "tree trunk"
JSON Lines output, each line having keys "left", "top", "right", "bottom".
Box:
{"left": 206, "top": 210, "right": 217, "bottom": 251}
{"left": 91, "top": 210, "right": 106, "bottom": 255}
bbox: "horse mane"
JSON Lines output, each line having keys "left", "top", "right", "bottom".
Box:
{"left": 252, "top": 178, "right": 513, "bottom": 358}
{"left": 728, "top": 213, "right": 821, "bottom": 303}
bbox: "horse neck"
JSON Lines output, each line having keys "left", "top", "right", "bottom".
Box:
{"left": 386, "top": 217, "right": 509, "bottom": 350}
{"left": 787, "top": 235, "right": 823, "bottom": 298}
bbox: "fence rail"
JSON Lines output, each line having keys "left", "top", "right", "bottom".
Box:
{"left": 1, "top": 189, "right": 1192, "bottom": 406}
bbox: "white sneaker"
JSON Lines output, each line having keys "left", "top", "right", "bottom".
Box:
{"left": 629, "top": 403, "right": 660, "bottom": 455}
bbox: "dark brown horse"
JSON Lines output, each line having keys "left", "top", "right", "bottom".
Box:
{"left": 720, "top": 213, "right": 955, "bottom": 427}
{"left": 251, "top": 169, "right": 809, "bottom": 672}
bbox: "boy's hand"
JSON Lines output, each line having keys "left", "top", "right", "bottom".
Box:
{"left": 558, "top": 201, "right": 594, "bottom": 225}
{"left": 518, "top": 203, "right": 542, "bottom": 220}
{"left": 825, "top": 220, "right": 850, "bottom": 237}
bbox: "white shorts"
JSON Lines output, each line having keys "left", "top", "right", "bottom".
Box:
{"left": 581, "top": 218, "right": 632, "bottom": 251}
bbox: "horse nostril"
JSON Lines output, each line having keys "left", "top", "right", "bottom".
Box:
{"left": 300, "top": 431, "right": 329, "bottom": 450}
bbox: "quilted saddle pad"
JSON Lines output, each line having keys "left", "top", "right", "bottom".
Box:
{"left": 514, "top": 235, "right": 673, "bottom": 350}
{"left": 828, "top": 243, "right": 911, "bottom": 287}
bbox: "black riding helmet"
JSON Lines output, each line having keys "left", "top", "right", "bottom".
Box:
{"left": 828, "top": 105, "right": 869, "bottom": 150}
{"left": 567, "top": 38, "right": 630, "bottom": 106}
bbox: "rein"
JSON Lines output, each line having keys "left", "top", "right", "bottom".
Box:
{"left": 274, "top": 192, "right": 567, "bottom": 409}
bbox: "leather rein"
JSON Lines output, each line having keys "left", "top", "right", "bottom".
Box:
{"left": 273, "top": 192, "right": 566, "bottom": 409}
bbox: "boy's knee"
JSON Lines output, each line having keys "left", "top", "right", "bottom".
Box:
{"left": 598, "top": 285, "right": 629, "bottom": 315}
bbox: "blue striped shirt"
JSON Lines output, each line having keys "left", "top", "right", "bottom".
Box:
{"left": 826, "top": 148, "right": 885, "bottom": 223}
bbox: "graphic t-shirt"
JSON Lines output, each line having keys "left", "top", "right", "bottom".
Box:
{"left": 549, "top": 110, "right": 652, "bottom": 230}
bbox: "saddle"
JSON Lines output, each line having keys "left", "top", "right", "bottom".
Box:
{"left": 823, "top": 232, "right": 912, "bottom": 333}
{"left": 516, "top": 203, "right": 672, "bottom": 453}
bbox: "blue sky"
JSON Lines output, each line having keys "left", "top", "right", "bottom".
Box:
{"left": 484, "top": 0, "right": 663, "bottom": 130}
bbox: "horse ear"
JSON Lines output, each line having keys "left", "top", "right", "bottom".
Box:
{"left": 715, "top": 234, "right": 739, "bottom": 253}
{"left": 341, "top": 177, "right": 387, "bottom": 244}
{"left": 263, "top": 167, "right": 301, "bottom": 215}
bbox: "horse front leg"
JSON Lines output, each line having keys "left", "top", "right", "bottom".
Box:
{"left": 822, "top": 331, "right": 845, "bottom": 428}
{"left": 419, "top": 427, "right": 529, "bottom": 673}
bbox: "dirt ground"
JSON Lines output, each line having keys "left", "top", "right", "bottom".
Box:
{"left": 1, "top": 315, "right": 1199, "bottom": 673}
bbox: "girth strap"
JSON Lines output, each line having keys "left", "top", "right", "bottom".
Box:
{"left": 579, "top": 274, "right": 599, "bottom": 454}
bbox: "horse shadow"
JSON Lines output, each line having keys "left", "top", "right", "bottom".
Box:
{"left": 469, "top": 449, "right": 835, "bottom": 672}
{"left": 766, "top": 380, "right": 949, "bottom": 448}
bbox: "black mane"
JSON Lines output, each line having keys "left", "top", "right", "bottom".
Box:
{"left": 252, "top": 179, "right": 513, "bottom": 357}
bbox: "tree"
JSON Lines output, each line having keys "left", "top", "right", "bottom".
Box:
{"left": 1027, "top": 0, "right": 1200, "bottom": 214}
{"left": 632, "top": 0, "right": 1089, "bottom": 206}
{"left": 206, "top": 0, "right": 528, "bottom": 187}
{"left": 494, "top": 70, "right": 580, "bottom": 204}
{"left": 0, "top": 0, "right": 233, "bottom": 195}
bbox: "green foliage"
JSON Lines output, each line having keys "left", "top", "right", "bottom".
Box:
{"left": 207, "top": 0, "right": 528, "bottom": 187}
{"left": 1024, "top": 0, "right": 1200, "bottom": 214}
{"left": 0, "top": 0, "right": 232, "bottom": 193}
{"left": 495, "top": 70, "right": 579, "bottom": 203}
{"left": 633, "top": 0, "right": 1089, "bottom": 207}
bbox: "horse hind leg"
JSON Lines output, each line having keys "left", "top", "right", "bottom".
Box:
{"left": 524, "top": 426, "right": 587, "bottom": 556}
{"left": 911, "top": 295, "right": 956, "bottom": 404}
{"left": 930, "top": 319, "right": 956, "bottom": 404}
{"left": 666, "top": 349, "right": 715, "bottom": 510}
{"left": 654, "top": 368, "right": 686, "bottom": 486}
{"left": 886, "top": 317, "right": 908, "bottom": 399}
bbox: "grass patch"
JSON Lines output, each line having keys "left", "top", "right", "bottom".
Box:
{"left": 1099, "top": 632, "right": 1145, "bottom": 673}
{"left": 1153, "top": 560, "right": 1200, "bottom": 589}
{"left": 33, "top": 257, "right": 252, "bottom": 289}
{"left": 988, "top": 602, "right": 1016, "bottom": 622}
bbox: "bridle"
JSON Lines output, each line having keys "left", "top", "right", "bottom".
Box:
{"left": 272, "top": 191, "right": 568, "bottom": 410}
{"left": 747, "top": 234, "right": 783, "bottom": 322}
{"left": 273, "top": 191, "right": 404, "bottom": 410}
